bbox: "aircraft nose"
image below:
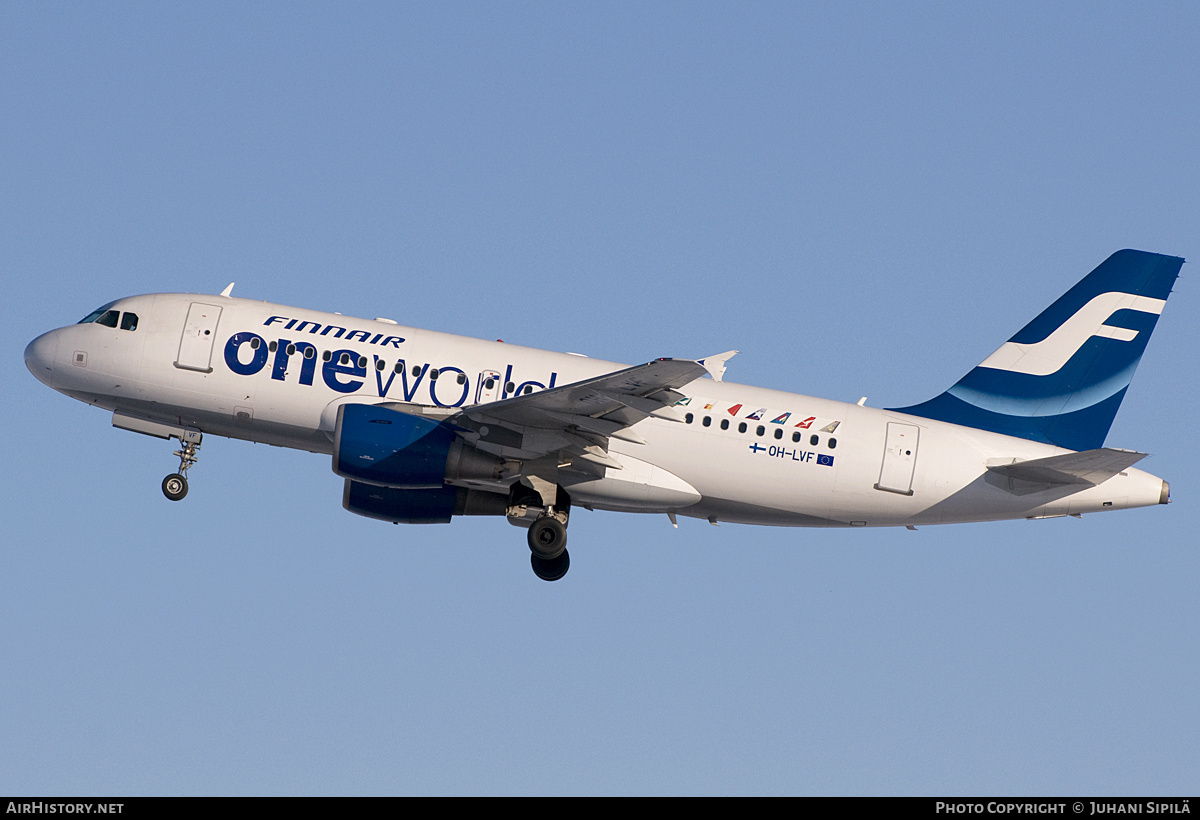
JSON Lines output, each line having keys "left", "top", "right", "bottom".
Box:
{"left": 25, "top": 330, "right": 59, "bottom": 388}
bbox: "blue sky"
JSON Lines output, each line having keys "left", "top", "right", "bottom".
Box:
{"left": 3, "top": 2, "right": 1197, "bottom": 795}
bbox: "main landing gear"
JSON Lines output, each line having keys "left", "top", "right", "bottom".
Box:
{"left": 510, "top": 479, "right": 572, "bottom": 582}
{"left": 528, "top": 516, "right": 570, "bottom": 582}
{"left": 161, "top": 436, "right": 200, "bottom": 501}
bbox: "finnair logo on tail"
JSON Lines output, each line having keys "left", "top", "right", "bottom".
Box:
{"left": 978, "top": 292, "right": 1166, "bottom": 377}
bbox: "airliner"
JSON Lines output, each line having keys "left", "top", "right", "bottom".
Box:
{"left": 24, "top": 249, "right": 1181, "bottom": 580}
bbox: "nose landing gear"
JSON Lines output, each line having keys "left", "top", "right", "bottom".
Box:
{"left": 109, "top": 412, "right": 204, "bottom": 502}
{"left": 162, "top": 437, "right": 200, "bottom": 501}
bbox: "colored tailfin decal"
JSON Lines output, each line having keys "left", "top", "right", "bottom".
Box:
{"left": 889, "top": 249, "right": 1183, "bottom": 451}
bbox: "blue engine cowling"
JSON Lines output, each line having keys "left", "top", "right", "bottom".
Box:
{"left": 333, "top": 403, "right": 456, "bottom": 489}
{"left": 343, "top": 481, "right": 460, "bottom": 523}
{"left": 343, "top": 480, "right": 508, "bottom": 524}
{"left": 334, "top": 403, "right": 510, "bottom": 523}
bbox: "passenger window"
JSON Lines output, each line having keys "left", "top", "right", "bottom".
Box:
{"left": 720, "top": 419, "right": 729, "bottom": 430}
{"left": 792, "top": 432, "right": 801, "bottom": 443}
{"left": 685, "top": 413, "right": 694, "bottom": 424}
{"left": 702, "top": 416, "right": 711, "bottom": 427}
{"left": 738, "top": 422, "right": 747, "bottom": 434}
{"left": 430, "top": 368, "right": 439, "bottom": 380}
{"left": 756, "top": 425, "right": 765, "bottom": 437}
{"left": 456, "top": 373, "right": 466, "bottom": 385}
{"left": 304, "top": 347, "right": 315, "bottom": 359}
{"left": 395, "top": 362, "right": 404, "bottom": 374}
{"left": 323, "top": 350, "right": 332, "bottom": 362}
{"left": 829, "top": 438, "right": 837, "bottom": 449}
{"left": 268, "top": 341, "right": 278, "bottom": 353}
{"left": 357, "top": 356, "right": 367, "bottom": 369}
{"left": 96, "top": 310, "right": 119, "bottom": 328}
{"left": 774, "top": 428, "right": 783, "bottom": 439}
{"left": 120, "top": 313, "right": 138, "bottom": 331}
{"left": 810, "top": 434, "right": 819, "bottom": 446}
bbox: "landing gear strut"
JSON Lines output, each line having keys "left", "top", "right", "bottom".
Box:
{"left": 162, "top": 437, "right": 200, "bottom": 501}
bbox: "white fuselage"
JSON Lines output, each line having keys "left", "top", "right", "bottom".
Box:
{"left": 25, "top": 292, "right": 1169, "bottom": 528}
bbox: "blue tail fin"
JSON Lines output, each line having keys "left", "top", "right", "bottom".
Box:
{"left": 890, "top": 249, "right": 1183, "bottom": 451}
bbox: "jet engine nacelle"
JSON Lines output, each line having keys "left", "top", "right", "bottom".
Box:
{"left": 342, "top": 480, "right": 509, "bottom": 524}
{"left": 333, "top": 402, "right": 504, "bottom": 489}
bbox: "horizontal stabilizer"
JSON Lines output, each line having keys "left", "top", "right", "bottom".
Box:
{"left": 986, "top": 448, "right": 1146, "bottom": 486}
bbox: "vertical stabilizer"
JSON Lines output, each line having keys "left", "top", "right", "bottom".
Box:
{"left": 890, "top": 249, "right": 1183, "bottom": 451}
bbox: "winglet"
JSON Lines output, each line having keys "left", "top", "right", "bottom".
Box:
{"left": 697, "top": 350, "right": 738, "bottom": 382}
{"left": 220, "top": 283, "right": 235, "bottom": 297}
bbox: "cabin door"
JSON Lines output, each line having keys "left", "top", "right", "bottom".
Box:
{"left": 875, "top": 422, "right": 919, "bottom": 495}
{"left": 175, "top": 303, "right": 223, "bottom": 373}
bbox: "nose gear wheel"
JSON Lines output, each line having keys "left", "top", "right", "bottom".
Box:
{"left": 162, "top": 438, "right": 200, "bottom": 501}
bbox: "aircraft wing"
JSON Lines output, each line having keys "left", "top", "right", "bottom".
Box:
{"left": 449, "top": 358, "right": 710, "bottom": 468}
{"left": 987, "top": 448, "right": 1147, "bottom": 487}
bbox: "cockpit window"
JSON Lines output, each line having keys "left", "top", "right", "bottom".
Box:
{"left": 78, "top": 302, "right": 117, "bottom": 324}
{"left": 78, "top": 303, "right": 139, "bottom": 332}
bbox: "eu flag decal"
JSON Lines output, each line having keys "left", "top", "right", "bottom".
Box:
{"left": 817, "top": 454, "right": 835, "bottom": 467}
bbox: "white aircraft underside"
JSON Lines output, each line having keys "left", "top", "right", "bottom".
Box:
{"left": 25, "top": 250, "right": 1180, "bottom": 580}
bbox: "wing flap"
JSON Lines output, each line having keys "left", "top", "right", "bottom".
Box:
{"left": 462, "top": 358, "right": 705, "bottom": 429}
{"left": 455, "top": 358, "right": 707, "bottom": 461}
